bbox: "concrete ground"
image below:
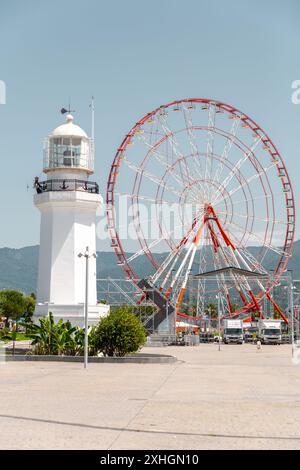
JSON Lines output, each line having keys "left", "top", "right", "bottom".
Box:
{"left": 0, "top": 343, "right": 300, "bottom": 450}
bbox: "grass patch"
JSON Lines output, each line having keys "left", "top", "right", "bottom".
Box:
{"left": 0, "top": 331, "right": 32, "bottom": 343}
{"left": 15, "top": 332, "right": 32, "bottom": 341}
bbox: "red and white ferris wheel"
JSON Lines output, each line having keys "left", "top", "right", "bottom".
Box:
{"left": 107, "top": 98, "right": 295, "bottom": 329}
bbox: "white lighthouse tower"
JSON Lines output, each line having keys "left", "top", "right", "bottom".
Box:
{"left": 33, "top": 112, "right": 109, "bottom": 326}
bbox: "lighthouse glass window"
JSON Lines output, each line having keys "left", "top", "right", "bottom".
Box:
{"left": 49, "top": 137, "right": 85, "bottom": 168}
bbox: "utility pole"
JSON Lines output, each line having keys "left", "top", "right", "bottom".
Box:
{"left": 90, "top": 96, "right": 95, "bottom": 141}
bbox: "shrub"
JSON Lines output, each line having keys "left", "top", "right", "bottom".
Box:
{"left": 92, "top": 307, "right": 146, "bottom": 357}
{"left": 25, "top": 313, "right": 85, "bottom": 356}
{"left": 0, "top": 328, "right": 10, "bottom": 340}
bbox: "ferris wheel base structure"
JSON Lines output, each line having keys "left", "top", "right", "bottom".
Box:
{"left": 138, "top": 278, "right": 175, "bottom": 332}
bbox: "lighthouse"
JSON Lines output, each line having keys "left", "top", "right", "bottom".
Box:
{"left": 33, "top": 112, "right": 109, "bottom": 326}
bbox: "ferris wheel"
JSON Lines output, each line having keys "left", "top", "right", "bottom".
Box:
{"left": 106, "top": 98, "right": 295, "bottom": 330}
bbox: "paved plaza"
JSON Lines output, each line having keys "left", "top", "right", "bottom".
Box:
{"left": 1, "top": 344, "right": 300, "bottom": 450}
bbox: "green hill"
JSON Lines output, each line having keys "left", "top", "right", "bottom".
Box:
{"left": 0, "top": 241, "right": 299, "bottom": 294}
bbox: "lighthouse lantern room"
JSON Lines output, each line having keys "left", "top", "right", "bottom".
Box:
{"left": 43, "top": 114, "right": 94, "bottom": 174}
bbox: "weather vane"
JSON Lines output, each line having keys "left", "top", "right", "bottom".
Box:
{"left": 60, "top": 100, "right": 75, "bottom": 115}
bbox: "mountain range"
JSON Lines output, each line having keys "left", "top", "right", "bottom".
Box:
{"left": 0, "top": 241, "right": 299, "bottom": 295}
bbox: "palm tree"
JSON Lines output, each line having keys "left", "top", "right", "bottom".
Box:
{"left": 205, "top": 303, "right": 218, "bottom": 319}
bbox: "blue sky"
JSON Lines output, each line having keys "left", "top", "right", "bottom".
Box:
{"left": 0, "top": 0, "right": 299, "bottom": 248}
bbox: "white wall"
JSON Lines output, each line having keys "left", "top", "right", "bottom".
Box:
{"left": 34, "top": 191, "right": 102, "bottom": 306}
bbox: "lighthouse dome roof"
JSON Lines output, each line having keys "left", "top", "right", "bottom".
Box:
{"left": 50, "top": 114, "right": 88, "bottom": 138}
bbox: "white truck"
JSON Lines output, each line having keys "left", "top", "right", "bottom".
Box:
{"left": 258, "top": 319, "right": 282, "bottom": 345}
{"left": 223, "top": 319, "right": 243, "bottom": 344}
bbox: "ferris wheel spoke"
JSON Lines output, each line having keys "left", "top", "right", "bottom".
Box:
{"left": 155, "top": 210, "right": 205, "bottom": 255}
{"left": 182, "top": 105, "right": 210, "bottom": 198}
{"left": 159, "top": 116, "right": 207, "bottom": 203}
{"left": 223, "top": 229, "right": 276, "bottom": 304}
{"left": 214, "top": 162, "right": 277, "bottom": 206}
{"left": 205, "top": 218, "right": 264, "bottom": 303}
{"left": 223, "top": 219, "right": 287, "bottom": 257}
{"left": 214, "top": 192, "right": 274, "bottom": 210}
{"left": 222, "top": 248, "right": 259, "bottom": 302}
{"left": 115, "top": 192, "right": 174, "bottom": 205}
{"left": 113, "top": 208, "right": 165, "bottom": 256}
{"left": 150, "top": 247, "right": 183, "bottom": 289}
{"left": 159, "top": 158, "right": 204, "bottom": 202}
{"left": 126, "top": 239, "right": 165, "bottom": 263}
{"left": 157, "top": 115, "right": 196, "bottom": 191}
{"left": 173, "top": 222, "right": 207, "bottom": 311}
{"left": 238, "top": 247, "right": 269, "bottom": 274}
{"left": 212, "top": 136, "right": 263, "bottom": 206}
{"left": 122, "top": 157, "right": 182, "bottom": 197}
{"left": 212, "top": 117, "right": 241, "bottom": 187}
{"left": 195, "top": 243, "right": 208, "bottom": 315}
{"left": 204, "top": 103, "right": 217, "bottom": 200}
{"left": 150, "top": 209, "right": 206, "bottom": 287}
{"left": 158, "top": 205, "right": 206, "bottom": 247}
{"left": 228, "top": 243, "right": 270, "bottom": 296}
{"left": 225, "top": 228, "right": 269, "bottom": 274}
{"left": 142, "top": 130, "right": 166, "bottom": 138}
{"left": 136, "top": 133, "right": 201, "bottom": 200}
{"left": 182, "top": 105, "right": 201, "bottom": 163}
{"left": 217, "top": 209, "right": 287, "bottom": 227}
{"left": 128, "top": 210, "right": 164, "bottom": 236}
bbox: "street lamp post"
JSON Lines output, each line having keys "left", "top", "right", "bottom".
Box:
{"left": 292, "top": 280, "right": 300, "bottom": 338}
{"left": 208, "top": 306, "right": 211, "bottom": 332}
{"left": 217, "top": 292, "right": 221, "bottom": 352}
{"left": 288, "top": 276, "right": 295, "bottom": 359}
{"left": 283, "top": 271, "right": 295, "bottom": 359}
{"left": 78, "top": 246, "right": 97, "bottom": 369}
{"left": 171, "top": 269, "right": 176, "bottom": 341}
{"left": 166, "top": 299, "right": 169, "bottom": 336}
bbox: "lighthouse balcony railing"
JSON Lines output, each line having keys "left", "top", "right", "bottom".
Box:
{"left": 34, "top": 179, "right": 99, "bottom": 194}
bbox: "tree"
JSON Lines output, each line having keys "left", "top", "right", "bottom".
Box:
{"left": 205, "top": 303, "right": 218, "bottom": 318}
{"left": 92, "top": 307, "right": 146, "bottom": 357}
{"left": 181, "top": 304, "right": 197, "bottom": 316}
{"left": 273, "top": 305, "right": 284, "bottom": 320}
{"left": 0, "top": 290, "right": 26, "bottom": 327}
{"left": 23, "top": 293, "right": 36, "bottom": 324}
{"left": 182, "top": 304, "right": 190, "bottom": 315}
{"left": 252, "top": 310, "right": 261, "bottom": 320}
